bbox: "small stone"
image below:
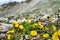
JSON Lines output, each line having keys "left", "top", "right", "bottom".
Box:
{"left": 25, "top": 34, "right": 29, "bottom": 39}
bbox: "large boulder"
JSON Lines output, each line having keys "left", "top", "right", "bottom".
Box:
{"left": 0, "top": 23, "right": 13, "bottom": 32}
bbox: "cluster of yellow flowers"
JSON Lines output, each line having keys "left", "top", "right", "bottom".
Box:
{"left": 13, "top": 21, "right": 24, "bottom": 30}
{"left": 30, "top": 30, "right": 50, "bottom": 39}
{"left": 7, "top": 21, "right": 24, "bottom": 40}
{"left": 6, "top": 19, "right": 60, "bottom": 40}
{"left": 7, "top": 30, "right": 15, "bottom": 40}
{"left": 31, "top": 21, "right": 44, "bottom": 29}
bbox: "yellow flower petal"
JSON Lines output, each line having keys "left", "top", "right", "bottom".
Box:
{"left": 15, "top": 24, "right": 19, "bottom": 27}
{"left": 13, "top": 21, "right": 19, "bottom": 24}
{"left": 52, "top": 35, "right": 59, "bottom": 40}
{"left": 7, "top": 34, "right": 12, "bottom": 40}
{"left": 52, "top": 25, "right": 56, "bottom": 31}
{"left": 58, "top": 29, "right": 60, "bottom": 36}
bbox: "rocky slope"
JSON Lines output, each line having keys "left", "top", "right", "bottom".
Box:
{"left": 0, "top": 0, "right": 60, "bottom": 17}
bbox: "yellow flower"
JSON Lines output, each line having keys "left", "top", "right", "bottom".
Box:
{"left": 38, "top": 22, "right": 42, "bottom": 25}
{"left": 32, "top": 24, "right": 35, "bottom": 27}
{"left": 19, "top": 25, "right": 24, "bottom": 29}
{"left": 7, "top": 34, "right": 12, "bottom": 40}
{"left": 13, "top": 21, "right": 19, "bottom": 24}
{"left": 39, "top": 25, "right": 44, "bottom": 29}
{"left": 7, "top": 30, "right": 15, "bottom": 34}
{"left": 52, "top": 25, "right": 56, "bottom": 31}
{"left": 43, "top": 33, "right": 49, "bottom": 38}
{"left": 54, "top": 32, "right": 58, "bottom": 36}
{"left": 58, "top": 29, "right": 60, "bottom": 36}
{"left": 31, "top": 30, "right": 37, "bottom": 36}
{"left": 34, "top": 23, "right": 37, "bottom": 26}
{"left": 13, "top": 21, "right": 19, "bottom": 27}
{"left": 26, "top": 19, "right": 31, "bottom": 23}
{"left": 15, "top": 23, "right": 19, "bottom": 27}
{"left": 52, "top": 34, "right": 59, "bottom": 40}
{"left": 10, "top": 30, "right": 15, "bottom": 33}
{"left": 52, "top": 32, "right": 59, "bottom": 40}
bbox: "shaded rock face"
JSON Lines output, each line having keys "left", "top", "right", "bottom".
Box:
{"left": 0, "top": 2, "right": 18, "bottom": 11}
{"left": 0, "top": 0, "right": 60, "bottom": 17}
{"left": 0, "top": 23, "right": 13, "bottom": 32}
{"left": 25, "top": 0, "right": 32, "bottom": 3}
